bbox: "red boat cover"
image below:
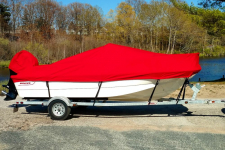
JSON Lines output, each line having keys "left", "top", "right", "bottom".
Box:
{"left": 10, "top": 43, "right": 201, "bottom": 83}
{"left": 9, "top": 50, "right": 39, "bottom": 73}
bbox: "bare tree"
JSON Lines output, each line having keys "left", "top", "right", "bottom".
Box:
{"left": 22, "top": 2, "right": 37, "bottom": 41}
{"left": 126, "top": 0, "right": 146, "bottom": 14}
{"left": 68, "top": 2, "right": 85, "bottom": 52}
{"left": 35, "top": 0, "right": 59, "bottom": 39}
{"left": 55, "top": 5, "right": 68, "bottom": 31}
{"left": 8, "top": 0, "right": 23, "bottom": 35}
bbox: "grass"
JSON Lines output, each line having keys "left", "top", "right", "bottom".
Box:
{"left": 0, "top": 60, "right": 10, "bottom": 68}
{"left": 0, "top": 80, "right": 9, "bottom": 96}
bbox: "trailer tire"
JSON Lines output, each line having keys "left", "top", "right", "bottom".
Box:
{"left": 48, "top": 100, "right": 71, "bottom": 120}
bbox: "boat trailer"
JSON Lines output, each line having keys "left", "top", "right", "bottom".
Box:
{"left": 5, "top": 80, "right": 225, "bottom": 120}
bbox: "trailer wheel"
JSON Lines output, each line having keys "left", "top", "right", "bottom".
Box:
{"left": 48, "top": 100, "right": 71, "bottom": 120}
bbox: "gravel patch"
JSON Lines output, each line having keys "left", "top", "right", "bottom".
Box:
{"left": 0, "top": 98, "right": 224, "bottom": 134}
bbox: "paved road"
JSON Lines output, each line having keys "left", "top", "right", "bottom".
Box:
{"left": 0, "top": 126, "right": 225, "bottom": 150}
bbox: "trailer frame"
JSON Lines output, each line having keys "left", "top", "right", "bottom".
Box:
{"left": 8, "top": 82, "right": 225, "bottom": 120}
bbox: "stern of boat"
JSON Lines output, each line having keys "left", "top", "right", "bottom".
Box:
{"left": 1, "top": 69, "right": 18, "bottom": 100}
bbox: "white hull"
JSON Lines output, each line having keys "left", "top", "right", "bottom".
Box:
{"left": 15, "top": 78, "right": 185, "bottom": 101}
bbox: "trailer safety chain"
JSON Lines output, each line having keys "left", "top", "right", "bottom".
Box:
{"left": 148, "top": 79, "right": 160, "bottom": 105}
{"left": 93, "top": 81, "right": 102, "bottom": 106}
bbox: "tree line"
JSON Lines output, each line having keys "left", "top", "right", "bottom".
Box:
{"left": 0, "top": 0, "right": 225, "bottom": 64}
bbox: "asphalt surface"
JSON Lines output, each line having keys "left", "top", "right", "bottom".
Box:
{"left": 0, "top": 126, "right": 225, "bottom": 150}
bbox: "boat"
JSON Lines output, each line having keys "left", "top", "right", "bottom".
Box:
{"left": 2, "top": 43, "right": 201, "bottom": 101}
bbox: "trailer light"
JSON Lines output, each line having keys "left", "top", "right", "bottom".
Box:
{"left": 16, "top": 102, "right": 19, "bottom": 104}
{"left": 212, "top": 101, "right": 215, "bottom": 103}
{"left": 73, "top": 104, "right": 76, "bottom": 107}
{"left": 20, "top": 102, "right": 23, "bottom": 104}
{"left": 185, "top": 101, "right": 188, "bottom": 104}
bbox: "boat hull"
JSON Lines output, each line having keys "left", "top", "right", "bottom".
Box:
{"left": 14, "top": 78, "right": 185, "bottom": 101}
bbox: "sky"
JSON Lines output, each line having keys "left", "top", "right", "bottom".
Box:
{"left": 56, "top": 0, "right": 200, "bottom": 15}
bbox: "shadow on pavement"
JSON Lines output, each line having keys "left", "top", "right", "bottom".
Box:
{"left": 70, "top": 105, "right": 188, "bottom": 117}
{"left": 22, "top": 105, "right": 188, "bottom": 118}
{"left": 70, "top": 105, "right": 225, "bottom": 119}
{"left": 26, "top": 106, "right": 48, "bottom": 113}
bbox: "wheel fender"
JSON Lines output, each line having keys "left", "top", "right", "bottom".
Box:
{"left": 47, "top": 96, "right": 71, "bottom": 106}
